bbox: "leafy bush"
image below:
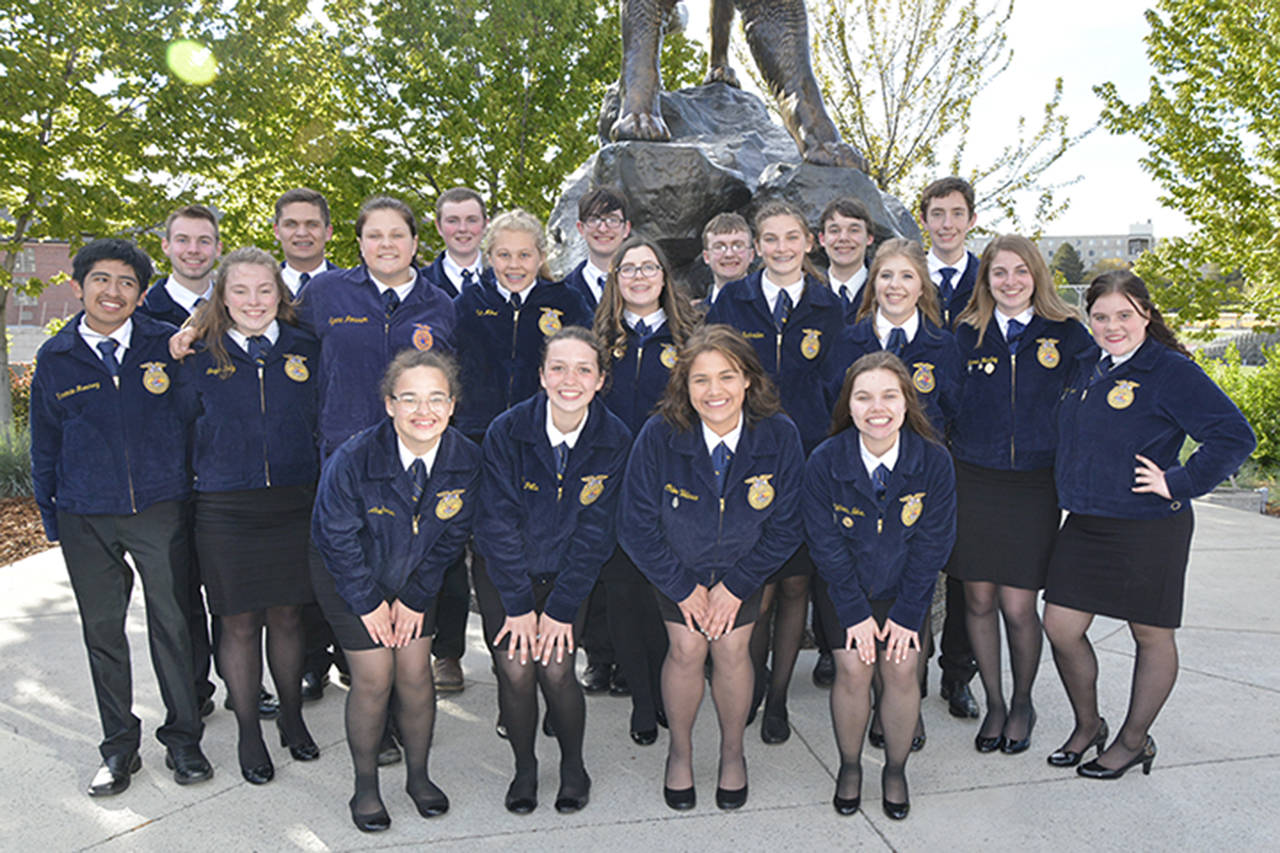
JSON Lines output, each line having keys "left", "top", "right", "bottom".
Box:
{"left": 9, "top": 363, "right": 32, "bottom": 429}
{"left": 1196, "top": 343, "right": 1280, "bottom": 467}
{"left": 0, "top": 425, "right": 31, "bottom": 498}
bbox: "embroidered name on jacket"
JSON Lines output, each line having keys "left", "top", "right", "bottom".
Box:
{"left": 56, "top": 382, "right": 102, "bottom": 400}
{"left": 328, "top": 315, "right": 371, "bottom": 325}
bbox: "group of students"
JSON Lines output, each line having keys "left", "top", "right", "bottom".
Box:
{"left": 30, "top": 176, "right": 1255, "bottom": 832}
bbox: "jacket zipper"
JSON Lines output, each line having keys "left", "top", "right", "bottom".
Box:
{"left": 508, "top": 306, "right": 520, "bottom": 405}
{"left": 1009, "top": 352, "right": 1017, "bottom": 467}
{"left": 258, "top": 365, "right": 271, "bottom": 487}
{"left": 115, "top": 373, "right": 138, "bottom": 513}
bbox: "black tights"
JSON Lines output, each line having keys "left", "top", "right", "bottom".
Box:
{"left": 965, "top": 582, "right": 1042, "bottom": 741}
{"left": 663, "top": 622, "right": 753, "bottom": 791}
{"left": 219, "top": 605, "right": 307, "bottom": 769}
{"left": 344, "top": 638, "right": 443, "bottom": 816}
{"left": 830, "top": 647, "right": 919, "bottom": 804}
{"left": 492, "top": 644, "right": 589, "bottom": 804}
{"left": 750, "top": 574, "right": 810, "bottom": 719}
{"left": 1044, "top": 604, "right": 1177, "bottom": 767}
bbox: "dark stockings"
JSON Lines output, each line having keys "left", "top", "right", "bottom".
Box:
{"left": 607, "top": 580, "right": 668, "bottom": 731}
{"left": 749, "top": 574, "right": 810, "bottom": 721}
{"left": 492, "top": 645, "right": 588, "bottom": 804}
{"left": 829, "top": 650, "right": 872, "bottom": 800}
{"left": 219, "top": 605, "right": 306, "bottom": 770}
{"left": 662, "top": 623, "right": 752, "bottom": 791}
{"left": 966, "top": 582, "right": 1042, "bottom": 741}
{"left": 876, "top": 648, "right": 919, "bottom": 805}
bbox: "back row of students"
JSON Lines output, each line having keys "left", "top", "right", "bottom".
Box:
{"left": 32, "top": 177, "right": 1253, "bottom": 830}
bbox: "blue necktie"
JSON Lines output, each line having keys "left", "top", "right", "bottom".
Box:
{"left": 510, "top": 291, "right": 523, "bottom": 311}
{"left": 192, "top": 296, "right": 207, "bottom": 311}
{"left": 298, "top": 272, "right": 311, "bottom": 289}
{"left": 461, "top": 269, "right": 474, "bottom": 289}
{"left": 1094, "top": 354, "right": 1113, "bottom": 380}
{"left": 773, "top": 290, "right": 792, "bottom": 331}
{"left": 382, "top": 289, "right": 400, "bottom": 318}
{"left": 712, "top": 441, "right": 733, "bottom": 496}
{"left": 634, "top": 319, "right": 650, "bottom": 338}
{"left": 839, "top": 284, "right": 852, "bottom": 308}
{"left": 1006, "top": 318, "right": 1026, "bottom": 354}
{"left": 96, "top": 339, "right": 120, "bottom": 378}
{"left": 247, "top": 335, "right": 270, "bottom": 365}
{"left": 938, "top": 267, "right": 957, "bottom": 305}
{"left": 886, "top": 326, "right": 907, "bottom": 357}
{"left": 872, "top": 463, "right": 890, "bottom": 503}
{"left": 554, "top": 442, "right": 568, "bottom": 479}
{"left": 409, "top": 458, "right": 427, "bottom": 507}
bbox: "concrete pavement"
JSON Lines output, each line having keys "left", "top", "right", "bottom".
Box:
{"left": 1, "top": 499, "right": 1277, "bottom": 851}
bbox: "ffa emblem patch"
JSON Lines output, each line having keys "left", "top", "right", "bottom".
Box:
{"left": 141, "top": 362, "right": 170, "bottom": 394}
{"left": 1107, "top": 380, "right": 1139, "bottom": 410}
{"left": 660, "top": 343, "right": 678, "bottom": 369}
{"left": 912, "top": 362, "right": 936, "bottom": 394}
{"left": 435, "top": 490, "right": 463, "bottom": 520}
{"left": 579, "top": 475, "right": 607, "bottom": 506}
{"left": 746, "top": 475, "right": 775, "bottom": 510}
{"left": 1037, "top": 338, "right": 1061, "bottom": 369}
{"left": 538, "top": 307, "right": 563, "bottom": 336}
{"left": 284, "top": 354, "right": 309, "bottom": 382}
{"left": 800, "top": 329, "right": 821, "bottom": 360}
{"left": 412, "top": 324, "right": 435, "bottom": 351}
{"left": 900, "top": 492, "right": 925, "bottom": 527}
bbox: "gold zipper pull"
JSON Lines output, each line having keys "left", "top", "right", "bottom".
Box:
{"left": 412, "top": 515, "right": 419, "bottom": 535}
{"left": 877, "top": 517, "right": 883, "bottom": 534}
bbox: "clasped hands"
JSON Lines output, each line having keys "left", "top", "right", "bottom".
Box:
{"left": 360, "top": 599, "right": 425, "bottom": 648}
{"left": 494, "top": 611, "right": 576, "bottom": 666}
{"left": 844, "top": 616, "right": 919, "bottom": 666}
{"left": 676, "top": 582, "right": 741, "bottom": 641}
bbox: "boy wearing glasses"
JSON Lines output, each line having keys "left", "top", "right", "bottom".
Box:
{"left": 562, "top": 187, "right": 632, "bottom": 312}
{"left": 699, "top": 213, "right": 756, "bottom": 306}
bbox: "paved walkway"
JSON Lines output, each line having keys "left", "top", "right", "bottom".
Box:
{"left": 2, "top": 500, "right": 1277, "bottom": 851}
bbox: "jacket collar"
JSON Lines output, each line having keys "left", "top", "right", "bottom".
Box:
{"left": 666, "top": 412, "right": 786, "bottom": 497}
{"left": 734, "top": 270, "right": 840, "bottom": 320}
{"left": 829, "top": 427, "right": 927, "bottom": 503}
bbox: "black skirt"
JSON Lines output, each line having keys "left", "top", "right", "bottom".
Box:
{"left": 195, "top": 486, "right": 315, "bottom": 615}
{"left": 654, "top": 583, "right": 763, "bottom": 630}
{"left": 765, "top": 542, "right": 812, "bottom": 582}
{"left": 945, "top": 460, "right": 1060, "bottom": 590}
{"left": 1044, "top": 509, "right": 1194, "bottom": 628}
{"left": 813, "top": 574, "right": 901, "bottom": 650}
{"left": 472, "top": 557, "right": 588, "bottom": 650}
{"left": 309, "top": 544, "right": 439, "bottom": 652}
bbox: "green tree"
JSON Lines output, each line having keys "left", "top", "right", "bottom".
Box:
{"left": 761, "top": 0, "right": 1088, "bottom": 230}
{"left": 1096, "top": 0, "right": 1279, "bottom": 328}
{"left": 1085, "top": 257, "right": 1130, "bottom": 281}
{"left": 1051, "top": 242, "right": 1085, "bottom": 283}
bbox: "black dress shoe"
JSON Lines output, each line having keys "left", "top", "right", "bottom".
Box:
{"left": 975, "top": 733, "right": 1005, "bottom": 753}
{"left": 88, "top": 752, "right": 141, "bottom": 797}
{"left": 1078, "top": 735, "right": 1157, "bottom": 780}
{"left": 631, "top": 728, "right": 658, "bottom": 746}
{"left": 1001, "top": 708, "right": 1036, "bottom": 755}
{"left": 241, "top": 758, "right": 274, "bottom": 785}
{"left": 410, "top": 788, "right": 450, "bottom": 818}
{"left": 868, "top": 729, "right": 885, "bottom": 749}
{"left": 760, "top": 710, "right": 791, "bottom": 744}
{"left": 165, "top": 745, "right": 214, "bottom": 785}
{"left": 581, "top": 662, "right": 612, "bottom": 694}
{"left": 832, "top": 793, "right": 860, "bottom": 815}
{"left": 609, "top": 670, "right": 631, "bottom": 697}
{"left": 505, "top": 788, "right": 538, "bottom": 814}
{"left": 277, "top": 721, "right": 320, "bottom": 761}
{"left": 300, "top": 671, "right": 328, "bottom": 702}
{"left": 911, "top": 732, "right": 926, "bottom": 752}
{"left": 542, "top": 710, "right": 555, "bottom": 737}
{"left": 655, "top": 709, "right": 668, "bottom": 729}
{"left": 940, "top": 679, "right": 979, "bottom": 718}
{"left": 715, "top": 783, "right": 748, "bottom": 810}
{"left": 198, "top": 697, "right": 216, "bottom": 717}
{"left": 1048, "top": 718, "right": 1109, "bottom": 768}
{"left": 555, "top": 775, "right": 590, "bottom": 813}
{"left": 882, "top": 797, "right": 910, "bottom": 820}
{"left": 663, "top": 785, "right": 696, "bottom": 810}
{"left": 350, "top": 797, "right": 391, "bottom": 832}
{"left": 495, "top": 716, "right": 509, "bottom": 740}
{"left": 812, "top": 651, "right": 836, "bottom": 687}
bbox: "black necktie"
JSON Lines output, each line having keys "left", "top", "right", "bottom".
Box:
{"left": 634, "top": 319, "right": 650, "bottom": 338}
{"left": 886, "top": 327, "right": 907, "bottom": 357}
{"left": 461, "top": 269, "right": 474, "bottom": 290}
{"left": 938, "top": 267, "right": 957, "bottom": 305}
{"left": 510, "top": 291, "right": 523, "bottom": 311}
{"left": 873, "top": 463, "right": 890, "bottom": 503}
{"left": 554, "top": 442, "right": 568, "bottom": 479}
{"left": 773, "top": 290, "right": 792, "bottom": 330}
{"left": 96, "top": 339, "right": 120, "bottom": 377}
{"left": 1006, "top": 318, "right": 1026, "bottom": 355}
{"left": 248, "top": 335, "right": 270, "bottom": 365}
{"left": 409, "top": 458, "right": 427, "bottom": 506}
{"left": 596, "top": 275, "right": 606, "bottom": 295}
{"left": 192, "top": 297, "right": 207, "bottom": 313}
{"left": 382, "top": 289, "right": 400, "bottom": 318}
{"left": 712, "top": 441, "right": 733, "bottom": 496}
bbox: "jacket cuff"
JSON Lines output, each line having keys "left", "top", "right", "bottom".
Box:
{"left": 887, "top": 600, "right": 928, "bottom": 634}
{"left": 838, "top": 598, "right": 873, "bottom": 630}
{"left": 41, "top": 512, "right": 59, "bottom": 543}
{"left": 398, "top": 586, "right": 432, "bottom": 613}
{"left": 1163, "top": 465, "right": 1194, "bottom": 501}
{"left": 349, "top": 588, "right": 386, "bottom": 618}
{"left": 503, "top": 588, "right": 536, "bottom": 619}
{"left": 721, "top": 572, "right": 759, "bottom": 603}
{"left": 543, "top": 590, "right": 580, "bottom": 625}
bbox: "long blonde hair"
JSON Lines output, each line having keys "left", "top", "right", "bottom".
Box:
{"left": 956, "top": 234, "right": 1080, "bottom": 346}
{"left": 853, "top": 238, "right": 941, "bottom": 327}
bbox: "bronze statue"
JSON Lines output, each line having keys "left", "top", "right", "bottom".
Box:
{"left": 607, "top": 0, "right": 868, "bottom": 171}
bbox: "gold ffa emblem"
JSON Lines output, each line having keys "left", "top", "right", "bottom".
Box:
{"left": 412, "top": 323, "right": 435, "bottom": 351}
{"left": 800, "top": 328, "right": 822, "bottom": 360}
{"left": 900, "top": 492, "right": 925, "bottom": 527}
{"left": 579, "top": 474, "right": 607, "bottom": 506}
{"left": 912, "top": 362, "right": 936, "bottom": 394}
{"left": 745, "top": 474, "right": 775, "bottom": 510}
{"left": 141, "top": 362, "right": 170, "bottom": 395}
{"left": 1107, "top": 380, "right": 1139, "bottom": 410}
{"left": 283, "top": 354, "right": 309, "bottom": 382}
{"left": 538, "top": 308, "right": 563, "bottom": 336}
{"left": 435, "top": 490, "right": 464, "bottom": 520}
{"left": 659, "top": 343, "right": 678, "bottom": 369}
{"left": 841, "top": 515, "right": 854, "bottom": 529}
{"left": 612, "top": 344, "right": 627, "bottom": 360}
{"left": 1037, "top": 338, "right": 1061, "bottom": 369}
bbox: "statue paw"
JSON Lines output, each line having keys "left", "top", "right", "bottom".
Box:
{"left": 802, "top": 140, "right": 869, "bottom": 172}
{"left": 610, "top": 111, "right": 671, "bottom": 143}
{"left": 704, "top": 64, "right": 740, "bottom": 88}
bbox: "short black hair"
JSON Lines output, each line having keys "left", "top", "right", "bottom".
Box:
{"left": 819, "top": 197, "right": 873, "bottom": 232}
{"left": 274, "top": 188, "right": 331, "bottom": 226}
{"left": 72, "top": 239, "right": 154, "bottom": 290}
{"left": 577, "top": 187, "right": 629, "bottom": 223}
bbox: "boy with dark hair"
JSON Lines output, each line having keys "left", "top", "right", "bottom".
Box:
{"left": 699, "top": 212, "right": 755, "bottom": 305}
{"left": 424, "top": 187, "right": 488, "bottom": 299}
{"left": 818, "top": 197, "right": 875, "bottom": 314}
{"left": 561, "top": 187, "right": 632, "bottom": 312}
{"left": 274, "top": 188, "right": 337, "bottom": 295}
{"left": 919, "top": 176, "right": 979, "bottom": 329}
{"left": 30, "top": 238, "right": 213, "bottom": 796}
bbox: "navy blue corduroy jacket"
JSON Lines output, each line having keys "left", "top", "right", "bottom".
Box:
{"left": 601, "top": 320, "right": 680, "bottom": 436}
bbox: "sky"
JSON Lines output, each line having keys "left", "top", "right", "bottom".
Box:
{"left": 679, "top": 0, "right": 1186, "bottom": 238}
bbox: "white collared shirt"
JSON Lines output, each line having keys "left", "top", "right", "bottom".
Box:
{"left": 829, "top": 266, "right": 868, "bottom": 305}
{"left": 701, "top": 412, "right": 744, "bottom": 456}
{"left": 760, "top": 270, "right": 806, "bottom": 314}
{"left": 164, "top": 277, "right": 212, "bottom": 313}
{"left": 282, "top": 262, "right": 328, "bottom": 296}
{"left": 77, "top": 316, "right": 132, "bottom": 364}
{"left": 994, "top": 307, "right": 1035, "bottom": 340}
{"left": 583, "top": 261, "right": 608, "bottom": 305}
{"left": 860, "top": 433, "right": 900, "bottom": 481}
{"left": 228, "top": 320, "right": 281, "bottom": 354}
{"left": 928, "top": 249, "right": 970, "bottom": 288}
{"left": 706, "top": 282, "right": 727, "bottom": 305}
{"left": 443, "top": 253, "right": 483, "bottom": 292}
{"left": 1109, "top": 344, "right": 1140, "bottom": 368}
{"left": 875, "top": 308, "right": 920, "bottom": 348}
{"left": 398, "top": 436, "right": 441, "bottom": 479}
{"left": 546, "top": 404, "right": 589, "bottom": 450}
{"left": 495, "top": 279, "right": 536, "bottom": 305}
{"left": 624, "top": 307, "right": 666, "bottom": 333}
{"left": 369, "top": 272, "right": 416, "bottom": 304}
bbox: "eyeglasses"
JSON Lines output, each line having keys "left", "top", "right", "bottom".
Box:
{"left": 708, "top": 242, "right": 749, "bottom": 255}
{"left": 584, "top": 215, "right": 626, "bottom": 230}
{"left": 391, "top": 393, "right": 452, "bottom": 412}
{"left": 617, "top": 262, "right": 662, "bottom": 280}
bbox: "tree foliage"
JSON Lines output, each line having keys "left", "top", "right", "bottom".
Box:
{"left": 1096, "top": 0, "right": 1279, "bottom": 328}
{"left": 772, "top": 0, "right": 1088, "bottom": 231}
{"left": 1050, "top": 241, "right": 1085, "bottom": 284}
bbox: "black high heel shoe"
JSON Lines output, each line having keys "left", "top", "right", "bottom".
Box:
{"left": 555, "top": 773, "right": 591, "bottom": 813}
{"left": 974, "top": 733, "right": 1004, "bottom": 753}
{"left": 240, "top": 757, "right": 274, "bottom": 785}
{"left": 663, "top": 784, "right": 696, "bottom": 810}
{"left": 1078, "top": 734, "right": 1157, "bottom": 779}
{"left": 1047, "top": 718, "right": 1109, "bottom": 768}
{"left": 832, "top": 793, "right": 861, "bottom": 815}
{"left": 349, "top": 796, "right": 390, "bottom": 832}
{"left": 277, "top": 720, "right": 320, "bottom": 761}
{"left": 1000, "top": 707, "right": 1036, "bottom": 755}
